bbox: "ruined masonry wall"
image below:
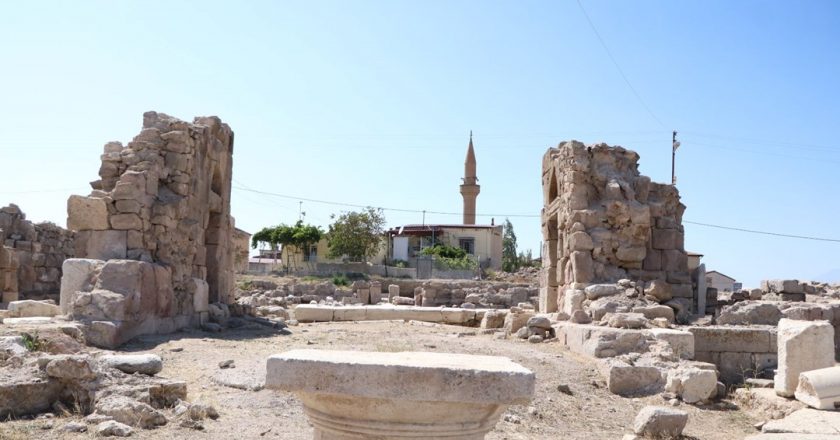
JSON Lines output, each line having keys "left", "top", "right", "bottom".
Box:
{"left": 540, "top": 141, "right": 692, "bottom": 313}
{"left": 64, "top": 112, "right": 235, "bottom": 347}
{"left": 0, "top": 204, "right": 74, "bottom": 302}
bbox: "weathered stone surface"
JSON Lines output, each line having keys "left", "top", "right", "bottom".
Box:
{"left": 584, "top": 284, "right": 620, "bottom": 300}
{"left": 600, "top": 358, "right": 663, "bottom": 396}
{"left": 480, "top": 310, "right": 507, "bottom": 329}
{"left": 644, "top": 279, "right": 672, "bottom": 303}
{"left": 541, "top": 142, "right": 691, "bottom": 315}
{"left": 689, "top": 326, "right": 773, "bottom": 353}
{"left": 717, "top": 301, "right": 783, "bottom": 325}
{"left": 45, "top": 354, "right": 96, "bottom": 380}
{"left": 60, "top": 258, "right": 104, "bottom": 314}
{"left": 775, "top": 319, "right": 834, "bottom": 397}
{"left": 796, "top": 366, "right": 840, "bottom": 410}
{"left": 101, "top": 354, "right": 163, "bottom": 376}
{"left": 665, "top": 366, "right": 717, "bottom": 403}
{"left": 633, "top": 406, "right": 688, "bottom": 438}
{"left": 0, "top": 364, "right": 63, "bottom": 418}
{"left": 7, "top": 300, "right": 60, "bottom": 317}
{"left": 266, "top": 349, "right": 534, "bottom": 439}
{"left": 762, "top": 408, "right": 840, "bottom": 435}
{"left": 67, "top": 195, "right": 109, "bottom": 230}
{"left": 94, "top": 395, "right": 167, "bottom": 428}
{"left": 96, "top": 420, "right": 134, "bottom": 437}
{"left": 604, "top": 312, "right": 647, "bottom": 329}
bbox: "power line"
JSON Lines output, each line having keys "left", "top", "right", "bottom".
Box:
{"left": 684, "top": 221, "right": 840, "bottom": 243}
{"left": 231, "top": 186, "right": 538, "bottom": 218}
{"left": 233, "top": 184, "right": 840, "bottom": 243}
{"left": 575, "top": 0, "right": 667, "bottom": 130}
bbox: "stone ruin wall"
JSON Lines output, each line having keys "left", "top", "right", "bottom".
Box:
{"left": 0, "top": 204, "right": 74, "bottom": 302}
{"left": 539, "top": 141, "right": 693, "bottom": 313}
{"left": 63, "top": 111, "right": 236, "bottom": 347}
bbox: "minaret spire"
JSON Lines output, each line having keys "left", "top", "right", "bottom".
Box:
{"left": 460, "top": 131, "right": 480, "bottom": 224}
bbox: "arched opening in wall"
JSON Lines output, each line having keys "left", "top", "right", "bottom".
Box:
{"left": 211, "top": 165, "right": 223, "bottom": 199}
{"left": 205, "top": 165, "right": 224, "bottom": 303}
{"left": 548, "top": 169, "right": 558, "bottom": 203}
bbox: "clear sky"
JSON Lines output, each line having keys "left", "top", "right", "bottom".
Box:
{"left": 1, "top": 1, "right": 838, "bottom": 287}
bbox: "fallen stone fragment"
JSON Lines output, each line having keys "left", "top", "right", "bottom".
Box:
{"left": 96, "top": 420, "right": 133, "bottom": 437}
{"left": 100, "top": 354, "right": 163, "bottom": 376}
{"left": 796, "top": 366, "right": 840, "bottom": 409}
{"left": 219, "top": 359, "right": 235, "bottom": 369}
{"left": 94, "top": 395, "right": 167, "bottom": 429}
{"left": 61, "top": 421, "right": 87, "bottom": 432}
{"left": 633, "top": 406, "right": 688, "bottom": 438}
{"left": 665, "top": 367, "right": 717, "bottom": 404}
{"left": 45, "top": 355, "right": 96, "bottom": 380}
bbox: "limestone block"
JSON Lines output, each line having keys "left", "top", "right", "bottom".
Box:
{"left": 644, "top": 279, "right": 672, "bottom": 303}
{"left": 293, "top": 305, "right": 334, "bottom": 322}
{"left": 193, "top": 278, "right": 209, "bottom": 313}
{"left": 60, "top": 259, "right": 104, "bottom": 315}
{"left": 775, "top": 319, "right": 835, "bottom": 397}
{"left": 569, "top": 251, "right": 593, "bottom": 284}
{"left": 584, "top": 284, "right": 620, "bottom": 300}
{"left": 67, "top": 196, "right": 109, "bottom": 231}
{"left": 110, "top": 213, "right": 142, "bottom": 230}
{"left": 481, "top": 310, "right": 507, "bottom": 329}
{"left": 265, "top": 349, "right": 534, "bottom": 439}
{"left": 333, "top": 306, "right": 367, "bottom": 321}
{"left": 568, "top": 231, "right": 594, "bottom": 251}
{"left": 538, "top": 286, "right": 558, "bottom": 313}
{"left": 599, "top": 358, "right": 663, "bottom": 396}
{"left": 665, "top": 367, "right": 717, "bottom": 403}
{"left": 101, "top": 354, "right": 163, "bottom": 376}
{"left": 84, "top": 230, "right": 127, "bottom": 260}
{"left": 387, "top": 284, "right": 399, "bottom": 301}
{"left": 766, "top": 279, "right": 804, "bottom": 294}
{"left": 795, "top": 366, "right": 840, "bottom": 410}
{"left": 648, "top": 328, "right": 694, "bottom": 359}
{"left": 562, "top": 289, "right": 585, "bottom": 315}
{"left": 689, "top": 326, "right": 773, "bottom": 353}
{"left": 7, "top": 300, "right": 60, "bottom": 318}
{"left": 504, "top": 310, "right": 534, "bottom": 335}
{"left": 633, "top": 406, "right": 688, "bottom": 438}
{"left": 652, "top": 229, "right": 677, "bottom": 250}
{"left": 358, "top": 288, "right": 371, "bottom": 305}
{"left": 633, "top": 305, "right": 675, "bottom": 323}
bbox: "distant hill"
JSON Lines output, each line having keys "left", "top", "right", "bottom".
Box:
{"left": 814, "top": 268, "right": 840, "bottom": 283}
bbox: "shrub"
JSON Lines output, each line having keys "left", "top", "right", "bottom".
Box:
{"left": 331, "top": 274, "right": 350, "bottom": 286}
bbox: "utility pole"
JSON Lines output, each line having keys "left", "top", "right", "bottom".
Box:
{"left": 671, "top": 130, "right": 680, "bottom": 185}
{"left": 298, "top": 201, "right": 303, "bottom": 221}
{"left": 422, "top": 210, "right": 426, "bottom": 226}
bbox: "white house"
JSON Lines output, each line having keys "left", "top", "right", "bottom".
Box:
{"left": 706, "top": 270, "right": 739, "bottom": 292}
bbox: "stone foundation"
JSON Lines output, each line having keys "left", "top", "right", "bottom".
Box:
{"left": 0, "top": 204, "right": 74, "bottom": 302}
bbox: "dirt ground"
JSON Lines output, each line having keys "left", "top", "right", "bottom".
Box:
{"left": 2, "top": 319, "right": 757, "bottom": 439}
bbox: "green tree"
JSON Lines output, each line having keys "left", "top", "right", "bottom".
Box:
{"left": 252, "top": 222, "right": 323, "bottom": 270}
{"left": 326, "top": 207, "right": 386, "bottom": 262}
{"left": 502, "top": 218, "right": 520, "bottom": 272}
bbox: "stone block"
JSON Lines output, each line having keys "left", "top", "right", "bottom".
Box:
{"left": 7, "top": 300, "right": 60, "bottom": 318}
{"left": 719, "top": 351, "right": 756, "bottom": 384}
{"left": 648, "top": 328, "right": 694, "bottom": 359}
{"left": 599, "top": 358, "right": 663, "bottom": 396}
{"left": 569, "top": 251, "right": 593, "bottom": 284}
{"left": 192, "top": 278, "right": 209, "bottom": 313}
{"left": 84, "top": 230, "right": 127, "bottom": 260}
{"left": 689, "top": 326, "right": 773, "bottom": 353}
{"left": 293, "top": 305, "right": 334, "bottom": 322}
{"left": 110, "top": 213, "right": 143, "bottom": 230}
{"left": 796, "top": 366, "right": 840, "bottom": 410}
{"left": 775, "top": 319, "right": 835, "bottom": 397}
{"left": 766, "top": 279, "right": 804, "bottom": 294}
{"left": 265, "top": 349, "right": 534, "bottom": 439}
{"left": 60, "top": 259, "right": 104, "bottom": 315}
{"left": 67, "top": 195, "right": 110, "bottom": 231}
{"left": 652, "top": 228, "right": 677, "bottom": 250}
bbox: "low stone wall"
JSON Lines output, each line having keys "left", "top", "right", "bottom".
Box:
{"left": 0, "top": 204, "right": 74, "bottom": 301}
{"left": 554, "top": 321, "right": 695, "bottom": 359}
{"left": 292, "top": 304, "right": 480, "bottom": 325}
{"left": 688, "top": 326, "right": 777, "bottom": 384}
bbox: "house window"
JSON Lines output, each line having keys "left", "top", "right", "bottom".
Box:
{"left": 459, "top": 238, "right": 475, "bottom": 255}
{"left": 303, "top": 245, "right": 317, "bottom": 262}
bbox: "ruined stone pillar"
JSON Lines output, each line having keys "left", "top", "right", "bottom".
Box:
{"left": 266, "top": 349, "right": 534, "bottom": 439}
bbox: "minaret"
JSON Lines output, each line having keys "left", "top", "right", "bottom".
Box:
{"left": 460, "top": 131, "right": 480, "bottom": 224}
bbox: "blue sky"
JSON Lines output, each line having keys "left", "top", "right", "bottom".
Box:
{"left": 1, "top": 1, "right": 838, "bottom": 286}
